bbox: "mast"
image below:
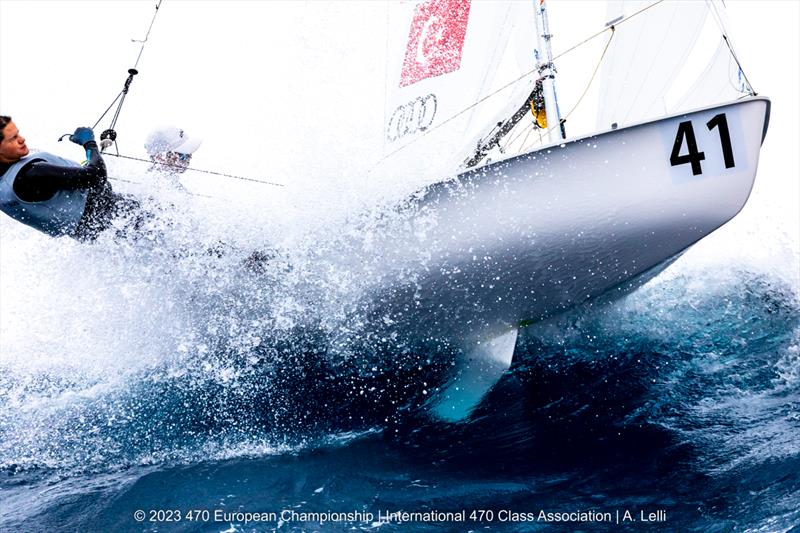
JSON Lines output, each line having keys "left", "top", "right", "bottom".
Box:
{"left": 534, "top": 0, "right": 565, "bottom": 141}
{"left": 463, "top": 0, "right": 565, "bottom": 169}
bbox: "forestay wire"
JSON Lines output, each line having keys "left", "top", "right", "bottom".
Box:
{"left": 705, "top": 0, "right": 755, "bottom": 95}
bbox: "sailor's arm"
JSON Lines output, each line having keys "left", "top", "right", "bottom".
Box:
{"left": 18, "top": 138, "right": 106, "bottom": 185}
{"left": 14, "top": 126, "right": 106, "bottom": 191}
{"left": 62, "top": 126, "right": 107, "bottom": 186}
{"left": 11, "top": 140, "right": 106, "bottom": 203}
{"left": 11, "top": 128, "right": 108, "bottom": 201}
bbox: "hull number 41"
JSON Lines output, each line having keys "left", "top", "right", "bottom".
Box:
{"left": 670, "top": 113, "right": 735, "bottom": 176}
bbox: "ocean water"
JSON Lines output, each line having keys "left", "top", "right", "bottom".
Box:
{"left": 0, "top": 191, "right": 798, "bottom": 533}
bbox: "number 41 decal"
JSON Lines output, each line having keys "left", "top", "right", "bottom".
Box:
{"left": 670, "top": 113, "right": 735, "bottom": 176}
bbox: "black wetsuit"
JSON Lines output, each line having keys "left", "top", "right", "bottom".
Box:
{"left": 0, "top": 141, "right": 139, "bottom": 240}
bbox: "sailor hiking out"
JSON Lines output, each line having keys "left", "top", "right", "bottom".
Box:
{"left": 0, "top": 115, "right": 142, "bottom": 240}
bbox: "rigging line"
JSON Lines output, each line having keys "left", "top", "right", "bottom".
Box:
{"left": 722, "top": 35, "right": 755, "bottom": 95}
{"left": 705, "top": 0, "right": 725, "bottom": 33}
{"left": 704, "top": 0, "right": 755, "bottom": 94}
{"left": 509, "top": 26, "right": 615, "bottom": 144}
{"left": 503, "top": 121, "right": 542, "bottom": 154}
{"left": 91, "top": 0, "right": 164, "bottom": 146}
{"left": 557, "top": 0, "right": 664, "bottom": 123}
{"left": 92, "top": 92, "right": 123, "bottom": 130}
{"left": 520, "top": 124, "right": 536, "bottom": 152}
{"left": 518, "top": 126, "right": 545, "bottom": 155}
{"left": 562, "top": 28, "right": 615, "bottom": 122}
{"left": 505, "top": 27, "right": 615, "bottom": 151}
{"left": 492, "top": 101, "right": 563, "bottom": 157}
{"left": 132, "top": 0, "right": 164, "bottom": 70}
{"left": 726, "top": 52, "right": 742, "bottom": 91}
{"left": 706, "top": 0, "right": 733, "bottom": 45}
{"left": 551, "top": 0, "right": 664, "bottom": 62}
{"left": 101, "top": 152, "right": 286, "bottom": 187}
{"left": 506, "top": 26, "right": 616, "bottom": 154}
{"left": 378, "top": 0, "right": 665, "bottom": 166}
{"left": 505, "top": 118, "right": 534, "bottom": 150}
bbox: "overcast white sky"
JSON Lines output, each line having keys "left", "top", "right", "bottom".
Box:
{"left": 0, "top": 0, "right": 797, "bottom": 252}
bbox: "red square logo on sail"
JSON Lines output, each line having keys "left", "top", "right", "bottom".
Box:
{"left": 400, "top": 0, "right": 471, "bottom": 87}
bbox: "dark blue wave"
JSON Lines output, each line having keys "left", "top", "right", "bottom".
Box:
{"left": 1, "top": 269, "right": 798, "bottom": 531}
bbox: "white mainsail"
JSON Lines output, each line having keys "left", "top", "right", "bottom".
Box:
{"left": 381, "top": 0, "right": 538, "bottom": 181}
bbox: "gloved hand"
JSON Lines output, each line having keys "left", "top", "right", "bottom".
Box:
{"left": 69, "top": 127, "right": 95, "bottom": 146}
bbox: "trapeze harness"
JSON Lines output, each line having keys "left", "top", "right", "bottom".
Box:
{"left": 0, "top": 143, "right": 135, "bottom": 240}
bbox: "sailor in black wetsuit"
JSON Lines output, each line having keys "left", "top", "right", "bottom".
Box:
{"left": 0, "top": 115, "right": 139, "bottom": 240}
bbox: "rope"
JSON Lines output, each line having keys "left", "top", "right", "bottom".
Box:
{"left": 514, "top": 23, "right": 616, "bottom": 151}
{"left": 505, "top": 26, "right": 615, "bottom": 153}
{"left": 704, "top": 0, "right": 754, "bottom": 94}
{"left": 561, "top": 26, "right": 616, "bottom": 122}
{"left": 703, "top": 1, "right": 750, "bottom": 92}
{"left": 101, "top": 152, "right": 285, "bottom": 187}
{"left": 504, "top": 113, "right": 536, "bottom": 150}
{"left": 493, "top": 23, "right": 615, "bottom": 154}
{"left": 132, "top": 0, "right": 163, "bottom": 70}
{"left": 722, "top": 35, "right": 755, "bottom": 95}
{"left": 82, "top": 2, "right": 284, "bottom": 191}
{"left": 377, "top": 0, "right": 665, "bottom": 165}
{"left": 551, "top": 0, "right": 663, "bottom": 63}
{"left": 92, "top": 93, "right": 123, "bottom": 130}
{"left": 91, "top": 0, "right": 164, "bottom": 150}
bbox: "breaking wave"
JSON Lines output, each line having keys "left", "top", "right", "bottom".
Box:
{"left": 0, "top": 167, "right": 797, "bottom": 531}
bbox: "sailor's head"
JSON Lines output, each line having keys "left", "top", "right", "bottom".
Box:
{"left": 144, "top": 126, "right": 201, "bottom": 174}
{"left": 0, "top": 116, "right": 30, "bottom": 164}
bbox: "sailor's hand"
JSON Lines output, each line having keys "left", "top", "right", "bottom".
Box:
{"left": 69, "top": 127, "right": 95, "bottom": 147}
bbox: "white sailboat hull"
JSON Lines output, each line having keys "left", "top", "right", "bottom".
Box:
{"left": 369, "top": 97, "right": 770, "bottom": 347}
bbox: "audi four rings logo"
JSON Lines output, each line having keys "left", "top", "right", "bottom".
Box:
{"left": 387, "top": 94, "right": 438, "bottom": 142}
